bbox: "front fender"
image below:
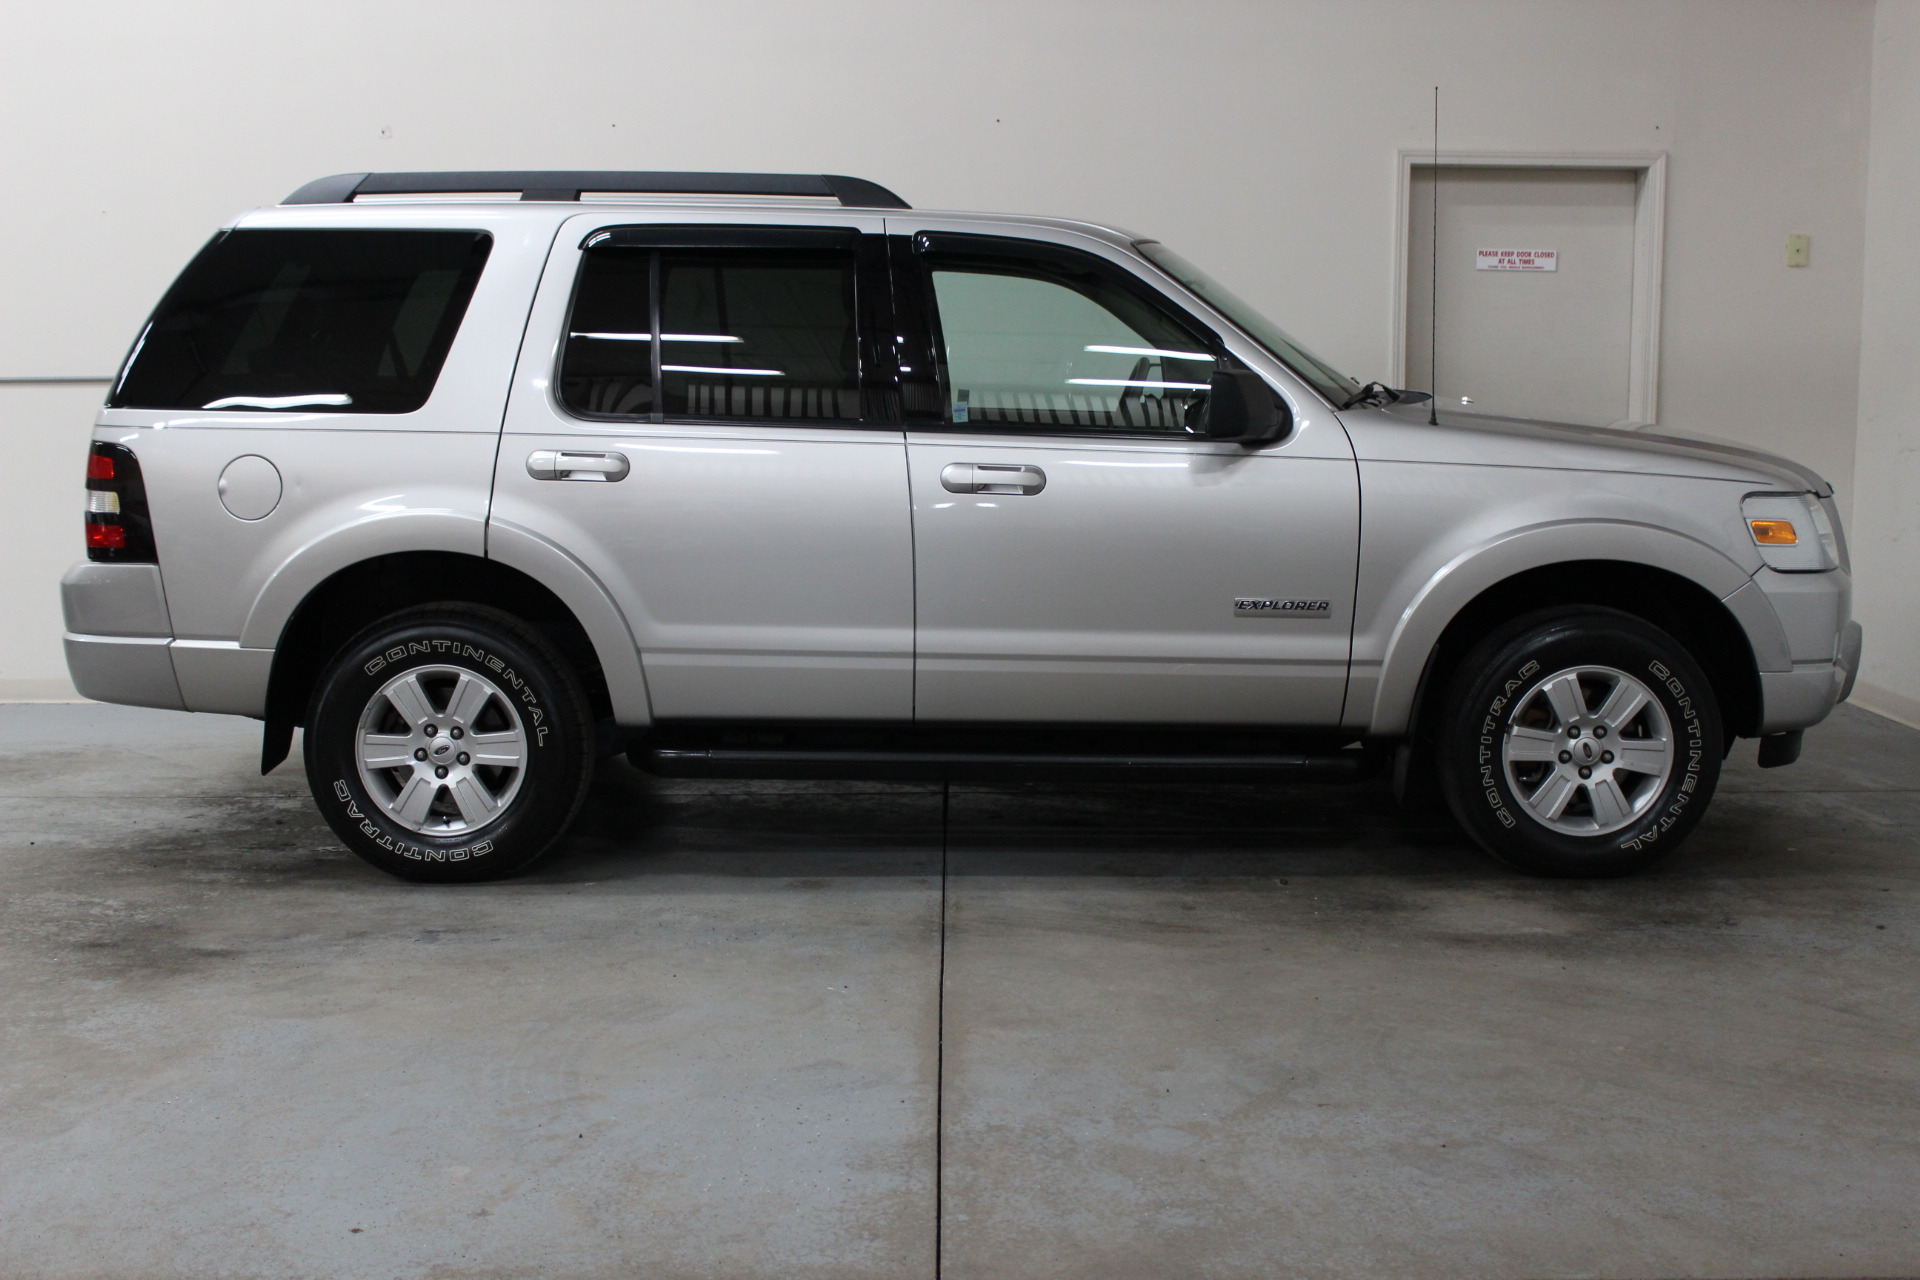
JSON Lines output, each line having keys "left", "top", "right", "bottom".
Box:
{"left": 1363, "top": 520, "right": 1756, "bottom": 736}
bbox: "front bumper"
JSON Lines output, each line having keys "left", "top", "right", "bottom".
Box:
{"left": 1742, "top": 566, "right": 1857, "bottom": 736}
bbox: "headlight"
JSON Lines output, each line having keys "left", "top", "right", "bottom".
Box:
{"left": 1742, "top": 492, "right": 1839, "bottom": 572}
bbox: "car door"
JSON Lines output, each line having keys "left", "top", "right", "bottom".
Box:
{"left": 896, "top": 227, "right": 1359, "bottom": 726}
{"left": 492, "top": 216, "right": 913, "bottom": 720}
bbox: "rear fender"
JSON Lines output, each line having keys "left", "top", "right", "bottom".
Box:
{"left": 485, "top": 518, "right": 652, "bottom": 726}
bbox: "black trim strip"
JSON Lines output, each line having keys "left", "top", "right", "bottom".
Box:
{"left": 583, "top": 226, "right": 860, "bottom": 251}
{"left": 283, "top": 171, "right": 910, "bottom": 208}
{"left": 640, "top": 746, "right": 1375, "bottom": 783}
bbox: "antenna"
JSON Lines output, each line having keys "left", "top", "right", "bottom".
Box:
{"left": 1429, "top": 85, "right": 1440, "bottom": 426}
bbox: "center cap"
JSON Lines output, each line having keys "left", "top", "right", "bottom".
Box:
{"left": 430, "top": 738, "right": 456, "bottom": 760}
{"left": 1574, "top": 738, "right": 1599, "bottom": 764}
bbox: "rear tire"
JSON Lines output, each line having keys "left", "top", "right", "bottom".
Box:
{"left": 1438, "top": 607, "right": 1721, "bottom": 877}
{"left": 303, "top": 604, "right": 595, "bottom": 883}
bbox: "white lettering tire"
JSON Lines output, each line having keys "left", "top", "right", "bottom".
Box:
{"left": 303, "top": 604, "right": 595, "bottom": 882}
{"left": 1438, "top": 608, "right": 1723, "bottom": 877}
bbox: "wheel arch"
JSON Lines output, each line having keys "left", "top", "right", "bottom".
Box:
{"left": 1390, "top": 558, "right": 1764, "bottom": 754}
{"left": 261, "top": 548, "right": 650, "bottom": 771}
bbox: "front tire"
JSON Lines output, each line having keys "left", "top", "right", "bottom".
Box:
{"left": 303, "top": 604, "right": 595, "bottom": 882}
{"left": 1438, "top": 608, "right": 1722, "bottom": 877}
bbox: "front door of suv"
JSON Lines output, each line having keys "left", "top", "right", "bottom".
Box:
{"left": 898, "top": 230, "right": 1359, "bottom": 725}
{"left": 495, "top": 218, "right": 912, "bottom": 720}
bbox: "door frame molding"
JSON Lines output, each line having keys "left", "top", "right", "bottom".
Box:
{"left": 1391, "top": 150, "right": 1668, "bottom": 427}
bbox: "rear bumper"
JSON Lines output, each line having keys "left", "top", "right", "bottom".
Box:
{"left": 60, "top": 561, "right": 271, "bottom": 716}
{"left": 64, "top": 633, "right": 185, "bottom": 710}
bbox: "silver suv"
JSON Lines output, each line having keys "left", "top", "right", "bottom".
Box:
{"left": 63, "top": 170, "right": 1862, "bottom": 881}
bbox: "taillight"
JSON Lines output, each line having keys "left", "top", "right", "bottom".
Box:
{"left": 85, "top": 441, "right": 157, "bottom": 563}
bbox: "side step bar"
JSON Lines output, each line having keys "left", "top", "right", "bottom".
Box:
{"left": 637, "top": 746, "right": 1377, "bottom": 784}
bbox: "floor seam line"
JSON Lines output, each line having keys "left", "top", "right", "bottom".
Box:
{"left": 935, "top": 778, "right": 949, "bottom": 1280}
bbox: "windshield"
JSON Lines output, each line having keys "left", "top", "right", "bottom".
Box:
{"left": 1136, "top": 242, "right": 1361, "bottom": 407}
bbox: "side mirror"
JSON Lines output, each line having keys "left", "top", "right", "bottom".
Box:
{"left": 1202, "top": 370, "right": 1291, "bottom": 442}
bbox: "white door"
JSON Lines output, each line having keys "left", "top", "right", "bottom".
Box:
{"left": 493, "top": 218, "right": 914, "bottom": 721}
{"left": 903, "top": 232, "right": 1358, "bottom": 726}
{"left": 1406, "top": 166, "right": 1639, "bottom": 426}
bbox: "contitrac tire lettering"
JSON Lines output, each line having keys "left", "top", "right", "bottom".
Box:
{"left": 333, "top": 779, "right": 496, "bottom": 862}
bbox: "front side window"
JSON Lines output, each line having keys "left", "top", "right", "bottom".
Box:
{"left": 923, "top": 238, "right": 1218, "bottom": 433}
{"left": 561, "top": 235, "right": 864, "bottom": 422}
{"left": 1136, "top": 241, "right": 1360, "bottom": 408}
{"left": 112, "top": 229, "right": 491, "bottom": 413}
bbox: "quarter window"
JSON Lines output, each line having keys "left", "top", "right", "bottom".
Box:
{"left": 923, "top": 240, "right": 1217, "bottom": 433}
{"left": 111, "top": 229, "right": 492, "bottom": 414}
{"left": 561, "top": 238, "right": 864, "bottom": 422}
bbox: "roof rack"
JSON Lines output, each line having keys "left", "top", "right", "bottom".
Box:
{"left": 282, "top": 171, "right": 910, "bottom": 209}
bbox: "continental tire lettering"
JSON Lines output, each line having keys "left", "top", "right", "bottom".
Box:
{"left": 1619, "top": 660, "right": 1708, "bottom": 852}
{"left": 364, "top": 655, "right": 388, "bottom": 676}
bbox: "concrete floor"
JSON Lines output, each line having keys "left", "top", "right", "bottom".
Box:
{"left": 1, "top": 703, "right": 1917, "bottom": 1279}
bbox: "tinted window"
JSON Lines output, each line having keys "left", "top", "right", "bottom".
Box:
{"left": 924, "top": 241, "right": 1216, "bottom": 433}
{"left": 561, "top": 243, "right": 862, "bottom": 422}
{"left": 112, "top": 229, "right": 491, "bottom": 413}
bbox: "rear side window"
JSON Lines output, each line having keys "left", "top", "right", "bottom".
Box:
{"left": 560, "top": 233, "right": 864, "bottom": 422}
{"left": 111, "top": 229, "right": 492, "bottom": 413}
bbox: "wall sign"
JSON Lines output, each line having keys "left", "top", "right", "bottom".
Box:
{"left": 1477, "top": 248, "right": 1558, "bottom": 271}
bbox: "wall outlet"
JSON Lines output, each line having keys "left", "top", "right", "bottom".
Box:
{"left": 1786, "top": 233, "right": 1811, "bottom": 267}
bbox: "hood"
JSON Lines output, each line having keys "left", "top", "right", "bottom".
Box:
{"left": 1349, "top": 400, "right": 1830, "bottom": 495}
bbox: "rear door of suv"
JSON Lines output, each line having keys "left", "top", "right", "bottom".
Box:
{"left": 892, "top": 226, "right": 1360, "bottom": 726}
{"left": 494, "top": 213, "right": 912, "bottom": 720}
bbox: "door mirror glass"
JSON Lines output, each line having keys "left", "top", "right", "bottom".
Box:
{"left": 1199, "top": 369, "right": 1291, "bottom": 442}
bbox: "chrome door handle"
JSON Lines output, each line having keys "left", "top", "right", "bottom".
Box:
{"left": 940, "top": 463, "right": 1046, "bottom": 495}
{"left": 527, "top": 450, "right": 630, "bottom": 482}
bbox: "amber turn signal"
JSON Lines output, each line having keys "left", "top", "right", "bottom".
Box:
{"left": 1749, "top": 519, "right": 1798, "bottom": 546}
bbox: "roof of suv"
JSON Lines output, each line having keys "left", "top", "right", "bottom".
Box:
{"left": 267, "top": 169, "right": 1146, "bottom": 249}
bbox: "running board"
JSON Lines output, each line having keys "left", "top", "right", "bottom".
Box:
{"left": 637, "top": 746, "right": 1377, "bottom": 784}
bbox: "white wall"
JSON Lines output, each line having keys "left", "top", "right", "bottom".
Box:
{"left": 0, "top": 0, "right": 1881, "bottom": 699}
{"left": 1851, "top": 0, "right": 1920, "bottom": 726}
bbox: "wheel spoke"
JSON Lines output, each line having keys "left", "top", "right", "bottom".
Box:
{"left": 1506, "top": 726, "right": 1563, "bottom": 763}
{"left": 1539, "top": 673, "right": 1587, "bottom": 727}
{"left": 1524, "top": 771, "right": 1579, "bottom": 822}
{"left": 384, "top": 672, "right": 438, "bottom": 728}
{"left": 467, "top": 729, "right": 526, "bottom": 769}
{"left": 1594, "top": 679, "right": 1650, "bottom": 731}
{"left": 359, "top": 732, "right": 416, "bottom": 771}
{"left": 391, "top": 772, "right": 438, "bottom": 826}
{"left": 1588, "top": 777, "right": 1631, "bottom": 827}
{"left": 445, "top": 673, "right": 492, "bottom": 728}
{"left": 1612, "top": 738, "right": 1673, "bottom": 776}
{"left": 449, "top": 776, "right": 499, "bottom": 825}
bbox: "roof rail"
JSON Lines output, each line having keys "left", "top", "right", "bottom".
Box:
{"left": 282, "top": 171, "right": 910, "bottom": 209}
